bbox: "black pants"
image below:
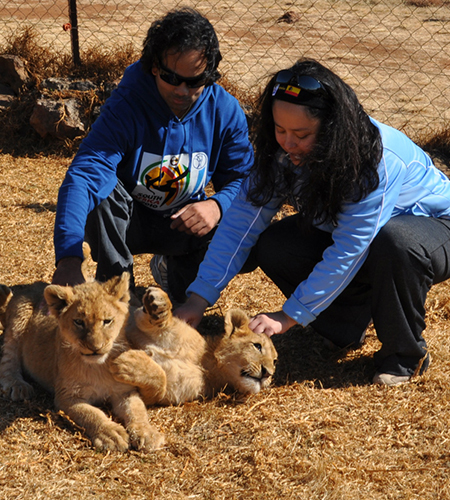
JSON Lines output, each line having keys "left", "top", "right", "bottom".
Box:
{"left": 253, "top": 214, "right": 450, "bottom": 377}
{"left": 85, "top": 180, "right": 214, "bottom": 303}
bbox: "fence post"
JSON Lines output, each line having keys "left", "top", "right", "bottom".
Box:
{"left": 68, "top": 0, "right": 81, "bottom": 66}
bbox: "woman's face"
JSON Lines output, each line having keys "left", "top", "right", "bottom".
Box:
{"left": 272, "top": 100, "right": 321, "bottom": 165}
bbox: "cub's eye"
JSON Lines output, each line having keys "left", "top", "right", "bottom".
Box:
{"left": 253, "top": 342, "right": 262, "bottom": 352}
{"left": 73, "top": 319, "right": 84, "bottom": 328}
{"left": 103, "top": 319, "right": 113, "bottom": 326}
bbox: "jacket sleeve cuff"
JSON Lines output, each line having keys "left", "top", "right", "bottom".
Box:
{"left": 210, "top": 192, "right": 231, "bottom": 216}
{"left": 55, "top": 240, "right": 85, "bottom": 265}
{"left": 282, "top": 296, "right": 317, "bottom": 327}
{"left": 186, "top": 278, "right": 221, "bottom": 306}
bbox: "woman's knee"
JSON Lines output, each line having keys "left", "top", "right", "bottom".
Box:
{"left": 370, "top": 217, "right": 420, "bottom": 261}
{"left": 368, "top": 217, "right": 432, "bottom": 280}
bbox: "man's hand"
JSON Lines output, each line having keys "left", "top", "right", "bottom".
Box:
{"left": 173, "top": 293, "right": 209, "bottom": 328}
{"left": 51, "top": 256, "right": 85, "bottom": 287}
{"left": 170, "top": 199, "right": 221, "bottom": 237}
{"left": 248, "top": 311, "right": 297, "bottom": 338}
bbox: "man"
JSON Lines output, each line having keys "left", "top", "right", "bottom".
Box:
{"left": 52, "top": 8, "right": 253, "bottom": 303}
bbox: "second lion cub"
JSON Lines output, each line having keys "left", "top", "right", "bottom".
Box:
{"left": 111, "top": 286, "right": 278, "bottom": 406}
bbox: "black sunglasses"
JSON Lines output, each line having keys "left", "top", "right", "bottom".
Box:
{"left": 272, "top": 70, "right": 329, "bottom": 108}
{"left": 158, "top": 62, "right": 210, "bottom": 89}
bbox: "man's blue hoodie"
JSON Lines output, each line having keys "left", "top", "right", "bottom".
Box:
{"left": 54, "top": 61, "right": 253, "bottom": 262}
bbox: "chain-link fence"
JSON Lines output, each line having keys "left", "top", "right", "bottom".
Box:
{"left": 1, "top": 0, "right": 450, "bottom": 136}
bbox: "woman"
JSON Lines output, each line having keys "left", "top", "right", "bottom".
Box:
{"left": 175, "top": 58, "right": 450, "bottom": 386}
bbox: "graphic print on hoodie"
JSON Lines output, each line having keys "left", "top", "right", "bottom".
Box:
{"left": 132, "top": 151, "right": 208, "bottom": 210}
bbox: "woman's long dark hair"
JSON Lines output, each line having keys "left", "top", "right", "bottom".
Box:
{"left": 249, "top": 58, "right": 382, "bottom": 226}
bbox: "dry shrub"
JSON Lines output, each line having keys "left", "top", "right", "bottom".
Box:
{"left": 68, "top": 44, "right": 139, "bottom": 84}
{"left": 218, "top": 74, "right": 259, "bottom": 109}
{"left": 1, "top": 26, "right": 64, "bottom": 83}
{"left": 418, "top": 127, "right": 450, "bottom": 160}
{"left": 0, "top": 26, "right": 139, "bottom": 85}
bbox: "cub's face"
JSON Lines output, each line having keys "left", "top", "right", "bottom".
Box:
{"left": 216, "top": 309, "right": 278, "bottom": 395}
{"left": 44, "top": 274, "right": 130, "bottom": 364}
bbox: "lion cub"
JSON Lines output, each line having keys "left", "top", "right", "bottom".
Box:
{"left": 0, "top": 275, "right": 164, "bottom": 453}
{"left": 111, "top": 286, "right": 278, "bottom": 406}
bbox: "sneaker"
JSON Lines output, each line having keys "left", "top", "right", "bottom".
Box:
{"left": 372, "top": 372, "right": 411, "bottom": 386}
{"left": 150, "top": 254, "right": 169, "bottom": 292}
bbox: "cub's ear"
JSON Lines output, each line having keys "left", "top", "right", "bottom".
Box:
{"left": 103, "top": 272, "right": 130, "bottom": 304}
{"left": 44, "top": 285, "right": 74, "bottom": 317}
{"left": 224, "top": 308, "right": 250, "bottom": 337}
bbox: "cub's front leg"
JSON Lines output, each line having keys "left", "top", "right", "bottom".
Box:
{"left": 0, "top": 297, "right": 36, "bottom": 402}
{"left": 56, "top": 396, "right": 130, "bottom": 452}
{"left": 110, "top": 350, "right": 167, "bottom": 406}
{"left": 111, "top": 390, "right": 165, "bottom": 452}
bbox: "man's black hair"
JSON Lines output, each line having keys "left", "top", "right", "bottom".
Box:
{"left": 141, "top": 7, "right": 222, "bottom": 83}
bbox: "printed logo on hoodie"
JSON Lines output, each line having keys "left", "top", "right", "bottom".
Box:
{"left": 132, "top": 151, "right": 208, "bottom": 210}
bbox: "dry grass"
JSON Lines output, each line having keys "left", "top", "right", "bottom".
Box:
{"left": 2, "top": 22, "right": 450, "bottom": 500}
{"left": 2, "top": 148, "right": 450, "bottom": 499}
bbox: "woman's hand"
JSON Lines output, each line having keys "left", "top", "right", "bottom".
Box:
{"left": 173, "top": 293, "right": 209, "bottom": 328}
{"left": 248, "top": 310, "right": 297, "bottom": 337}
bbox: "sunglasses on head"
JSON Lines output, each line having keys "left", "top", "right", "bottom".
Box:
{"left": 272, "top": 70, "right": 329, "bottom": 108}
{"left": 158, "top": 61, "right": 210, "bottom": 88}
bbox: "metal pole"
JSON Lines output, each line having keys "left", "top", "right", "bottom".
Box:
{"left": 68, "top": 0, "right": 81, "bottom": 66}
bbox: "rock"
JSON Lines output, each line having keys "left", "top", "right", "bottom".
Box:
{"left": 277, "top": 11, "right": 300, "bottom": 24}
{"left": 41, "top": 77, "right": 97, "bottom": 92}
{"left": 0, "top": 83, "right": 16, "bottom": 109}
{"left": 0, "top": 54, "right": 32, "bottom": 93}
{"left": 29, "top": 98, "right": 86, "bottom": 140}
{"left": 69, "top": 80, "right": 96, "bottom": 91}
{"left": 41, "top": 77, "right": 70, "bottom": 91}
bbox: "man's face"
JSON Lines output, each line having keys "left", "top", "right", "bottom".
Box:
{"left": 153, "top": 49, "right": 208, "bottom": 118}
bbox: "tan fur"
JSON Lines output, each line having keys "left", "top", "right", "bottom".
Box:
{"left": 110, "top": 286, "right": 278, "bottom": 406}
{"left": 0, "top": 284, "right": 13, "bottom": 328}
{"left": 0, "top": 274, "right": 165, "bottom": 453}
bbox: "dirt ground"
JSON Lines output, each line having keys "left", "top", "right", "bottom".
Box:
{"left": 1, "top": 0, "right": 450, "bottom": 133}
{"left": 2, "top": 1, "right": 450, "bottom": 499}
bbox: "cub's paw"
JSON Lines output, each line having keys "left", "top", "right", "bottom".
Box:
{"left": 1, "top": 379, "right": 35, "bottom": 402}
{"left": 142, "top": 286, "right": 172, "bottom": 326}
{"left": 91, "top": 421, "right": 130, "bottom": 452}
{"left": 110, "top": 350, "right": 160, "bottom": 386}
{"left": 128, "top": 423, "right": 165, "bottom": 453}
{"left": 110, "top": 351, "right": 167, "bottom": 405}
